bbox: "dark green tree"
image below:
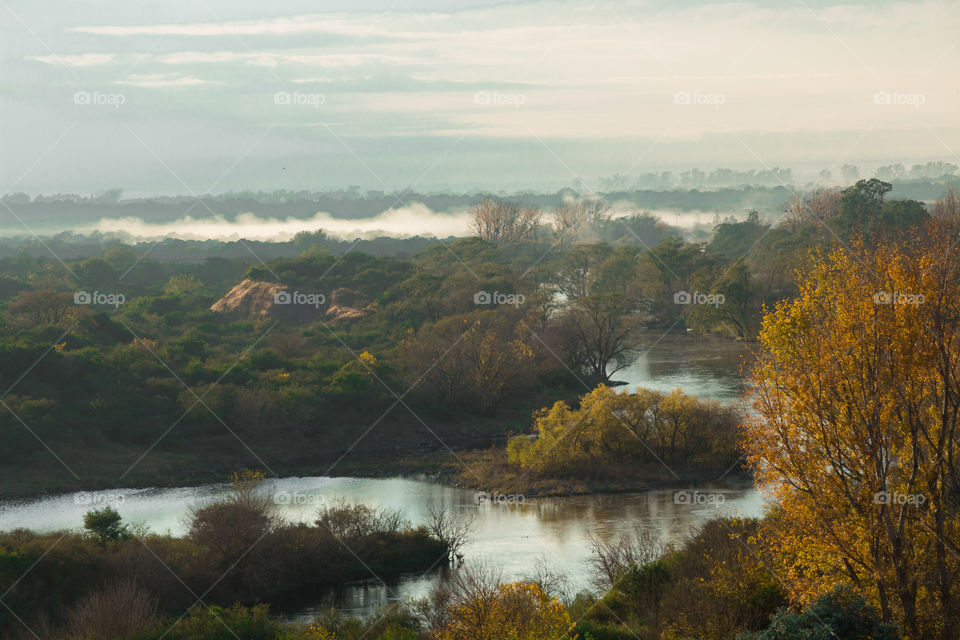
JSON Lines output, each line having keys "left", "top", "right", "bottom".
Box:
{"left": 82, "top": 506, "right": 130, "bottom": 545}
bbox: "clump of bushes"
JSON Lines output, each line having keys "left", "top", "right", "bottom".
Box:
{"left": 507, "top": 384, "right": 741, "bottom": 481}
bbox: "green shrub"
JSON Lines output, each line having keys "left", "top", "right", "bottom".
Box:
{"left": 83, "top": 506, "right": 130, "bottom": 545}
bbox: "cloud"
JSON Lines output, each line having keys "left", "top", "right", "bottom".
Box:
{"left": 156, "top": 51, "right": 406, "bottom": 68}
{"left": 69, "top": 15, "right": 389, "bottom": 38}
{"left": 25, "top": 53, "right": 118, "bottom": 67}
{"left": 5, "top": 0, "right": 959, "bottom": 194}
{"left": 113, "top": 73, "right": 218, "bottom": 88}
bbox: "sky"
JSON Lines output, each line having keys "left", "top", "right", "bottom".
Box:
{"left": 1, "top": 0, "right": 958, "bottom": 196}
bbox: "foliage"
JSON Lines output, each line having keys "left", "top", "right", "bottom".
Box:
{"left": 0, "top": 186, "right": 938, "bottom": 489}
{"left": 739, "top": 586, "right": 900, "bottom": 640}
{"left": 744, "top": 213, "right": 960, "bottom": 639}
{"left": 82, "top": 506, "right": 130, "bottom": 545}
{"left": 432, "top": 573, "right": 574, "bottom": 640}
{"left": 575, "top": 518, "right": 787, "bottom": 640}
{"left": 508, "top": 384, "right": 740, "bottom": 479}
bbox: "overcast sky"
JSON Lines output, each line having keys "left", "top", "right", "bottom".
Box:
{"left": 1, "top": 0, "right": 958, "bottom": 196}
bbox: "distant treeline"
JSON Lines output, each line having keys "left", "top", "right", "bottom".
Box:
{"left": 2, "top": 174, "right": 956, "bottom": 228}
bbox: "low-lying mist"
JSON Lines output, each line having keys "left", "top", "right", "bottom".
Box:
{"left": 55, "top": 203, "right": 733, "bottom": 242}
{"left": 78, "top": 203, "right": 474, "bottom": 241}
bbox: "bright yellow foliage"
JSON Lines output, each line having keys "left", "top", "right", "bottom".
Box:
{"left": 508, "top": 384, "right": 738, "bottom": 474}
{"left": 745, "top": 220, "right": 960, "bottom": 639}
{"left": 304, "top": 624, "right": 336, "bottom": 640}
{"left": 439, "top": 581, "right": 574, "bottom": 640}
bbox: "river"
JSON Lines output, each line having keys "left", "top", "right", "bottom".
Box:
{"left": 0, "top": 330, "right": 761, "bottom": 620}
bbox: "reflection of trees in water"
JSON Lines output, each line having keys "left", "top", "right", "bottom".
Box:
{"left": 622, "top": 330, "right": 752, "bottom": 399}
{"left": 523, "top": 491, "right": 738, "bottom": 549}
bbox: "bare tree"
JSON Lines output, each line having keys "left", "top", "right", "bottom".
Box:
{"left": 424, "top": 502, "right": 476, "bottom": 565}
{"left": 554, "top": 292, "right": 640, "bottom": 384}
{"left": 783, "top": 187, "right": 842, "bottom": 230}
{"left": 932, "top": 186, "right": 959, "bottom": 219}
{"left": 523, "top": 557, "right": 572, "bottom": 603}
{"left": 549, "top": 197, "right": 610, "bottom": 246}
{"left": 415, "top": 562, "right": 501, "bottom": 638}
{"left": 470, "top": 199, "right": 541, "bottom": 245}
{"left": 587, "top": 530, "right": 669, "bottom": 591}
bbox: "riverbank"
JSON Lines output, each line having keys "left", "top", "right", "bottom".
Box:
{"left": 0, "top": 472, "right": 766, "bottom": 624}
{"left": 445, "top": 447, "right": 752, "bottom": 497}
{"left": 0, "top": 442, "right": 751, "bottom": 502}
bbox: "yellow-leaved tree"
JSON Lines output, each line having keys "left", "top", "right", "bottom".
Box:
{"left": 744, "top": 211, "right": 960, "bottom": 640}
{"left": 507, "top": 384, "right": 739, "bottom": 477}
{"left": 437, "top": 579, "right": 574, "bottom": 640}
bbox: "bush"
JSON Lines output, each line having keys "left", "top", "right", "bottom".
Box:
{"left": 739, "top": 586, "right": 901, "bottom": 640}
{"left": 160, "top": 604, "right": 278, "bottom": 640}
{"left": 82, "top": 506, "right": 130, "bottom": 545}
{"left": 315, "top": 500, "right": 407, "bottom": 539}
{"left": 63, "top": 579, "right": 160, "bottom": 640}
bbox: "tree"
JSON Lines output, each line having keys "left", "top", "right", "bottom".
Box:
{"left": 469, "top": 199, "right": 541, "bottom": 246}
{"left": 187, "top": 470, "right": 275, "bottom": 571}
{"left": 8, "top": 289, "right": 76, "bottom": 327}
{"left": 83, "top": 506, "right": 130, "bottom": 545}
{"left": 744, "top": 214, "right": 960, "bottom": 639}
{"left": 549, "top": 197, "right": 609, "bottom": 246}
{"left": 837, "top": 178, "right": 892, "bottom": 232}
{"left": 432, "top": 569, "right": 574, "bottom": 640}
{"left": 164, "top": 273, "right": 205, "bottom": 295}
{"left": 686, "top": 258, "right": 762, "bottom": 339}
{"left": 877, "top": 200, "right": 928, "bottom": 232}
{"left": 546, "top": 245, "right": 646, "bottom": 383}
{"left": 783, "top": 188, "right": 842, "bottom": 231}
{"left": 399, "top": 311, "right": 536, "bottom": 412}
{"left": 875, "top": 164, "right": 906, "bottom": 182}
{"left": 841, "top": 164, "right": 860, "bottom": 184}
{"left": 424, "top": 502, "right": 475, "bottom": 564}
{"left": 709, "top": 210, "right": 769, "bottom": 260}
{"left": 553, "top": 292, "right": 639, "bottom": 383}
{"left": 932, "top": 187, "right": 959, "bottom": 219}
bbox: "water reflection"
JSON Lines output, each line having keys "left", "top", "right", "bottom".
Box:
{"left": 618, "top": 330, "right": 753, "bottom": 403}
{"left": 0, "top": 331, "right": 758, "bottom": 620}
{"left": 0, "top": 475, "right": 764, "bottom": 620}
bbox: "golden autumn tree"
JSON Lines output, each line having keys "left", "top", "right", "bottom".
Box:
{"left": 744, "top": 210, "right": 960, "bottom": 640}
{"left": 437, "top": 578, "right": 574, "bottom": 640}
